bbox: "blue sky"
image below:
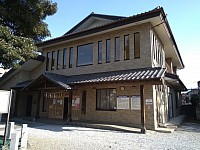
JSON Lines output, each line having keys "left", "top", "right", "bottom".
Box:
{"left": 45, "top": 0, "right": 200, "bottom": 89}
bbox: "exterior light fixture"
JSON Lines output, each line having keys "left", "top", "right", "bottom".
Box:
{"left": 120, "top": 86, "right": 125, "bottom": 91}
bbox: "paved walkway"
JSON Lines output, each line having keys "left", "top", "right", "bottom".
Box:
{"left": 0, "top": 115, "right": 185, "bottom": 134}
{"left": 26, "top": 118, "right": 200, "bottom": 150}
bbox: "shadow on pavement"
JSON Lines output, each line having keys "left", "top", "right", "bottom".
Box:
{"left": 177, "top": 116, "right": 200, "bottom": 133}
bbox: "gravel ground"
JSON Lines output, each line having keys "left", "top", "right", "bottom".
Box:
{"left": 27, "top": 121, "right": 200, "bottom": 150}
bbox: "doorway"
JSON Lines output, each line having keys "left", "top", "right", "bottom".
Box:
{"left": 63, "top": 97, "right": 69, "bottom": 119}
{"left": 26, "top": 95, "right": 32, "bottom": 116}
{"left": 49, "top": 99, "right": 64, "bottom": 119}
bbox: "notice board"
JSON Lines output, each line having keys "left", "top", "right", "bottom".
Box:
{"left": 0, "top": 90, "right": 11, "bottom": 113}
{"left": 117, "top": 96, "right": 130, "bottom": 109}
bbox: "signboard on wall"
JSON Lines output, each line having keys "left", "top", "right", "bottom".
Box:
{"left": 72, "top": 96, "right": 80, "bottom": 109}
{"left": 146, "top": 99, "right": 153, "bottom": 110}
{"left": 0, "top": 90, "right": 11, "bottom": 113}
{"left": 131, "top": 95, "right": 140, "bottom": 110}
{"left": 117, "top": 96, "right": 129, "bottom": 109}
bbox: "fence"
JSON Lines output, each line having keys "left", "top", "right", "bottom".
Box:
{"left": 0, "top": 122, "right": 28, "bottom": 150}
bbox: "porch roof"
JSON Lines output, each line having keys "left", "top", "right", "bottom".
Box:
{"left": 11, "top": 80, "right": 32, "bottom": 89}
{"left": 51, "top": 67, "right": 166, "bottom": 84}
{"left": 22, "top": 67, "right": 166, "bottom": 90}
{"left": 165, "top": 73, "right": 187, "bottom": 91}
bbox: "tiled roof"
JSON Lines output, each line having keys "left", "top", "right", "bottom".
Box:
{"left": 43, "top": 73, "right": 72, "bottom": 89}
{"left": 44, "top": 67, "right": 166, "bottom": 87}
{"left": 11, "top": 80, "right": 33, "bottom": 89}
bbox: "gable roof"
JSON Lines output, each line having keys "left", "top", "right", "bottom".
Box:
{"left": 64, "top": 12, "right": 125, "bottom": 35}
{"left": 0, "top": 55, "right": 45, "bottom": 87}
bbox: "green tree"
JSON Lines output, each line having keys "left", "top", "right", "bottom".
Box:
{"left": 0, "top": 0, "right": 57, "bottom": 68}
{"left": 0, "top": 0, "right": 57, "bottom": 42}
{"left": 0, "top": 25, "right": 37, "bottom": 68}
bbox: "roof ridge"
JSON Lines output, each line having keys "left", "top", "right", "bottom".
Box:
{"left": 91, "top": 12, "right": 126, "bottom": 19}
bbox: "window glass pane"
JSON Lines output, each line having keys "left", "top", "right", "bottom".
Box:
{"left": 96, "top": 89, "right": 116, "bottom": 111}
{"left": 124, "top": 35, "right": 130, "bottom": 60}
{"left": 134, "top": 32, "right": 140, "bottom": 58}
{"left": 57, "top": 50, "right": 60, "bottom": 70}
{"left": 69, "top": 47, "right": 73, "bottom": 68}
{"left": 115, "top": 37, "right": 120, "bottom": 61}
{"left": 77, "top": 43, "right": 93, "bottom": 66}
{"left": 63, "top": 48, "right": 67, "bottom": 69}
{"left": 106, "top": 39, "right": 111, "bottom": 63}
{"left": 98, "top": 41, "right": 102, "bottom": 64}
{"left": 51, "top": 51, "right": 55, "bottom": 70}
{"left": 46, "top": 52, "right": 50, "bottom": 71}
{"left": 109, "top": 89, "right": 116, "bottom": 109}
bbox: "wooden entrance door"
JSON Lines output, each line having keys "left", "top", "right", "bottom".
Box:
{"left": 49, "top": 99, "right": 64, "bottom": 119}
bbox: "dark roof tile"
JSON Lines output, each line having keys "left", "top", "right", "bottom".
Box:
{"left": 43, "top": 67, "right": 166, "bottom": 87}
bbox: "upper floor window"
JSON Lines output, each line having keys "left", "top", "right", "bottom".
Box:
{"left": 152, "top": 33, "right": 164, "bottom": 67}
{"left": 77, "top": 43, "right": 93, "bottom": 66}
{"left": 63, "top": 48, "right": 67, "bottom": 69}
{"left": 98, "top": 41, "right": 102, "bottom": 64}
{"left": 69, "top": 47, "right": 73, "bottom": 68}
{"left": 46, "top": 52, "right": 50, "bottom": 71}
{"left": 51, "top": 51, "right": 55, "bottom": 70}
{"left": 57, "top": 50, "right": 60, "bottom": 70}
{"left": 124, "top": 35, "right": 130, "bottom": 60}
{"left": 115, "top": 37, "right": 120, "bottom": 61}
{"left": 96, "top": 88, "right": 117, "bottom": 111}
{"left": 106, "top": 39, "right": 111, "bottom": 63}
{"left": 134, "top": 32, "right": 140, "bottom": 59}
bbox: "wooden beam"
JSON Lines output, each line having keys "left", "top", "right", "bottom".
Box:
{"left": 140, "top": 85, "right": 146, "bottom": 134}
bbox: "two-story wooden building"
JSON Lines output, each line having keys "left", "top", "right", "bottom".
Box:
{"left": 0, "top": 7, "right": 186, "bottom": 130}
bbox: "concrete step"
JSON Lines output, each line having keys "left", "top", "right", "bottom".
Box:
{"left": 155, "top": 127, "right": 175, "bottom": 133}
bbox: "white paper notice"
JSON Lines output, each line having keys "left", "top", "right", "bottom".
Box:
{"left": 117, "top": 96, "right": 129, "bottom": 109}
{"left": 131, "top": 95, "right": 141, "bottom": 110}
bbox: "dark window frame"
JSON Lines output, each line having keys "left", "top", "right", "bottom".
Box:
{"left": 63, "top": 48, "right": 67, "bottom": 69}
{"left": 69, "top": 47, "right": 73, "bottom": 68}
{"left": 57, "top": 50, "right": 61, "bottom": 70}
{"left": 77, "top": 43, "right": 93, "bottom": 67}
{"left": 106, "top": 39, "right": 111, "bottom": 63}
{"left": 46, "top": 52, "right": 50, "bottom": 71}
{"left": 96, "top": 88, "right": 117, "bottom": 111}
{"left": 134, "top": 32, "right": 140, "bottom": 59}
{"left": 98, "top": 41, "right": 102, "bottom": 64}
{"left": 124, "top": 34, "right": 130, "bottom": 60}
{"left": 51, "top": 51, "right": 55, "bottom": 70}
{"left": 115, "top": 37, "right": 120, "bottom": 61}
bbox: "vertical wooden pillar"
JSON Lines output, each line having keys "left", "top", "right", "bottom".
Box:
{"left": 140, "top": 85, "right": 146, "bottom": 134}
{"left": 68, "top": 90, "right": 73, "bottom": 122}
